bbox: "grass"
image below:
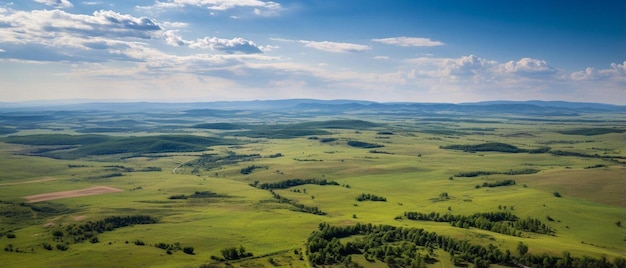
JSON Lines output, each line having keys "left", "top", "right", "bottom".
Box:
{"left": 0, "top": 112, "right": 624, "bottom": 267}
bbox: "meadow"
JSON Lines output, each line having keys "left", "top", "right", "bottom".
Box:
{"left": 0, "top": 101, "right": 624, "bottom": 267}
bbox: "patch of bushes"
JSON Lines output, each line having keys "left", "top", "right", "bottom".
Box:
{"left": 559, "top": 128, "right": 625, "bottom": 136}
{"left": 347, "top": 140, "right": 384, "bottom": 148}
{"left": 356, "top": 193, "right": 387, "bottom": 202}
{"left": 441, "top": 142, "right": 549, "bottom": 153}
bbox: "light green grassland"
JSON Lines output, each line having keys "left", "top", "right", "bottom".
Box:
{"left": 0, "top": 116, "right": 624, "bottom": 267}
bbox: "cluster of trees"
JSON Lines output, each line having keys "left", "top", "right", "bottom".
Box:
{"left": 369, "top": 150, "right": 395, "bottom": 155}
{"left": 253, "top": 178, "right": 339, "bottom": 190}
{"left": 58, "top": 215, "right": 157, "bottom": 243}
{"left": 240, "top": 165, "right": 265, "bottom": 175}
{"left": 403, "top": 211, "right": 554, "bottom": 236}
{"left": 585, "top": 164, "right": 607, "bottom": 169}
{"left": 306, "top": 222, "right": 624, "bottom": 268}
{"left": 549, "top": 150, "right": 624, "bottom": 159}
{"left": 347, "top": 140, "right": 384, "bottom": 149}
{"left": 476, "top": 180, "right": 516, "bottom": 188}
{"left": 559, "top": 128, "right": 624, "bottom": 136}
{"left": 152, "top": 242, "right": 194, "bottom": 255}
{"left": 356, "top": 193, "right": 387, "bottom": 202}
{"left": 441, "top": 142, "right": 550, "bottom": 154}
{"left": 186, "top": 152, "right": 261, "bottom": 172}
{"left": 219, "top": 246, "right": 252, "bottom": 260}
{"left": 455, "top": 169, "right": 539, "bottom": 177}
{"left": 266, "top": 153, "right": 283, "bottom": 158}
{"left": 268, "top": 190, "right": 326, "bottom": 215}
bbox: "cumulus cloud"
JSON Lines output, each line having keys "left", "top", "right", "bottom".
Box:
{"left": 571, "top": 61, "right": 626, "bottom": 81}
{"left": 442, "top": 55, "right": 497, "bottom": 76}
{"left": 145, "top": 0, "right": 281, "bottom": 16}
{"left": 161, "top": 31, "right": 263, "bottom": 54}
{"left": 34, "top": 0, "right": 73, "bottom": 9}
{"left": 372, "top": 37, "right": 444, "bottom": 47}
{"left": 407, "top": 55, "right": 558, "bottom": 80}
{"left": 499, "top": 58, "right": 556, "bottom": 76}
{"left": 0, "top": 9, "right": 161, "bottom": 45}
{"left": 271, "top": 38, "right": 370, "bottom": 53}
{"left": 189, "top": 37, "right": 262, "bottom": 54}
{"left": 0, "top": 7, "right": 265, "bottom": 63}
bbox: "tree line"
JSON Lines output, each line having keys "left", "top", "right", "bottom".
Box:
{"left": 268, "top": 190, "right": 326, "bottom": 215}
{"left": 356, "top": 193, "right": 387, "bottom": 202}
{"left": 58, "top": 215, "right": 158, "bottom": 243}
{"left": 251, "top": 178, "right": 339, "bottom": 189}
{"left": 306, "top": 222, "right": 624, "bottom": 268}
{"left": 402, "top": 211, "right": 554, "bottom": 236}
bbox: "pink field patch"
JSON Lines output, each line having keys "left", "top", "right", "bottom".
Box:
{"left": 24, "top": 186, "right": 123, "bottom": 203}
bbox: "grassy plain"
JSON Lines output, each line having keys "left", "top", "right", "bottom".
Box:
{"left": 0, "top": 107, "right": 624, "bottom": 267}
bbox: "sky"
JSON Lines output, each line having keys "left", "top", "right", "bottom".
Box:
{"left": 0, "top": 0, "right": 624, "bottom": 104}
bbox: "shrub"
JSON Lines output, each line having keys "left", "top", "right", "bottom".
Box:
{"left": 56, "top": 243, "right": 69, "bottom": 251}
{"left": 183, "top": 246, "right": 195, "bottom": 255}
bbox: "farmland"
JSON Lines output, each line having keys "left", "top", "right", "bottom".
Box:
{"left": 0, "top": 100, "right": 624, "bottom": 267}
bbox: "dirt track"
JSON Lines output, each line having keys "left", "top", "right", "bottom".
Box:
{"left": 0, "top": 177, "right": 56, "bottom": 186}
{"left": 24, "top": 186, "right": 123, "bottom": 203}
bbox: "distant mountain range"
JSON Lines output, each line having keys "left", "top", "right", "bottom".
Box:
{"left": 0, "top": 99, "right": 624, "bottom": 115}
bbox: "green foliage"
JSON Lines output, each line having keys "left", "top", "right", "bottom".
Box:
{"left": 42, "top": 243, "right": 52, "bottom": 251}
{"left": 185, "top": 152, "right": 261, "bottom": 171}
{"left": 61, "top": 215, "right": 158, "bottom": 243}
{"left": 584, "top": 164, "right": 607, "bottom": 169}
{"left": 319, "top": 138, "right": 337, "bottom": 143}
{"left": 183, "top": 246, "right": 195, "bottom": 255}
{"left": 441, "top": 142, "right": 549, "bottom": 153}
{"left": 254, "top": 178, "right": 339, "bottom": 190}
{"left": 307, "top": 223, "right": 612, "bottom": 268}
{"left": 553, "top": 191, "right": 562, "bottom": 198}
{"left": 481, "top": 180, "right": 516, "bottom": 188}
{"left": 240, "top": 165, "right": 265, "bottom": 175}
{"left": 3, "top": 134, "right": 238, "bottom": 159}
{"left": 517, "top": 242, "right": 528, "bottom": 255}
{"left": 56, "top": 243, "right": 69, "bottom": 251}
{"left": 347, "top": 140, "right": 384, "bottom": 148}
{"left": 356, "top": 193, "right": 387, "bottom": 202}
{"left": 192, "top": 123, "right": 245, "bottom": 130}
{"left": 3, "top": 134, "right": 109, "bottom": 146}
{"left": 559, "top": 128, "right": 625, "bottom": 136}
{"left": 403, "top": 211, "right": 554, "bottom": 236}
{"left": 220, "top": 245, "right": 253, "bottom": 260}
{"left": 268, "top": 190, "right": 326, "bottom": 215}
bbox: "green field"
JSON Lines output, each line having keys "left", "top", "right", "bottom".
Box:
{"left": 0, "top": 102, "right": 624, "bottom": 267}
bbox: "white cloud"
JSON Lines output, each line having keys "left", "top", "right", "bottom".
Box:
{"left": 499, "top": 58, "right": 556, "bottom": 75}
{"left": 0, "top": 7, "right": 266, "bottom": 63}
{"left": 571, "top": 61, "right": 626, "bottom": 81}
{"left": 161, "top": 21, "right": 188, "bottom": 28}
{"left": 271, "top": 38, "right": 370, "bottom": 53}
{"left": 144, "top": 0, "right": 282, "bottom": 16}
{"left": 189, "top": 37, "right": 263, "bottom": 54}
{"left": 373, "top": 56, "right": 389, "bottom": 60}
{"left": 34, "top": 0, "right": 73, "bottom": 8}
{"left": 372, "top": 37, "right": 444, "bottom": 47}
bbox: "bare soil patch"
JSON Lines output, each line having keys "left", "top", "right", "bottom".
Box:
{"left": 24, "top": 186, "right": 123, "bottom": 203}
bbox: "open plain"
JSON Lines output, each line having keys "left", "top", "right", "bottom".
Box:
{"left": 0, "top": 100, "right": 624, "bottom": 267}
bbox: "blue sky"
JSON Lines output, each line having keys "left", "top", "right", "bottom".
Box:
{"left": 0, "top": 0, "right": 624, "bottom": 104}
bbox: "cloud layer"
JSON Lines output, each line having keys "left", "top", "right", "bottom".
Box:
{"left": 0, "top": 2, "right": 624, "bottom": 104}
